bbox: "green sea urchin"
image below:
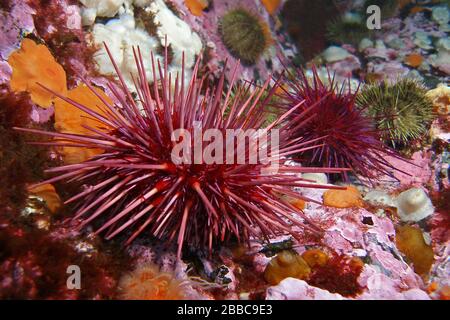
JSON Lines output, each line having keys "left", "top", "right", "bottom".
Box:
{"left": 357, "top": 78, "right": 435, "bottom": 148}
{"left": 326, "top": 15, "right": 370, "bottom": 46}
{"left": 219, "top": 8, "right": 271, "bottom": 65}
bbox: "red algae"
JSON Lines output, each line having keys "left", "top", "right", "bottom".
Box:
{"left": 306, "top": 254, "right": 364, "bottom": 297}
{"left": 0, "top": 87, "right": 49, "bottom": 211}
{"left": 429, "top": 189, "right": 450, "bottom": 244}
{"left": 28, "top": 0, "right": 97, "bottom": 86}
{"left": 0, "top": 213, "right": 126, "bottom": 299}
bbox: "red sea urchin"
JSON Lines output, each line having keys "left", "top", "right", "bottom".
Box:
{"left": 15, "top": 46, "right": 346, "bottom": 258}
{"left": 279, "top": 67, "right": 406, "bottom": 182}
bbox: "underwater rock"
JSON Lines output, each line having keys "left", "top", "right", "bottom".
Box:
{"left": 322, "top": 46, "right": 350, "bottom": 63}
{"left": 0, "top": 1, "right": 35, "bottom": 60}
{"left": 429, "top": 38, "right": 450, "bottom": 75}
{"left": 266, "top": 268, "right": 430, "bottom": 300}
{"left": 357, "top": 265, "right": 430, "bottom": 300}
{"left": 413, "top": 31, "right": 433, "bottom": 50}
{"left": 380, "top": 151, "right": 433, "bottom": 188}
{"left": 266, "top": 278, "right": 344, "bottom": 300}
{"left": 364, "top": 190, "right": 395, "bottom": 207}
{"left": 358, "top": 38, "right": 374, "bottom": 52}
{"left": 328, "top": 53, "right": 361, "bottom": 78}
{"left": 431, "top": 6, "right": 449, "bottom": 28}
{"left": 301, "top": 173, "right": 328, "bottom": 185}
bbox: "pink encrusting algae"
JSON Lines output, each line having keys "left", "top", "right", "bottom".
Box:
{"left": 15, "top": 43, "right": 348, "bottom": 258}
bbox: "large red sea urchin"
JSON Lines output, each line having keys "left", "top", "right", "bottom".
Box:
{"left": 15, "top": 46, "right": 346, "bottom": 257}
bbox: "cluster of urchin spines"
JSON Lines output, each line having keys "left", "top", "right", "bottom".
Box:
{"left": 357, "top": 78, "right": 435, "bottom": 148}
{"left": 16, "top": 45, "right": 349, "bottom": 258}
{"left": 218, "top": 7, "right": 271, "bottom": 65}
{"left": 276, "top": 66, "right": 409, "bottom": 182}
{"left": 15, "top": 27, "right": 426, "bottom": 255}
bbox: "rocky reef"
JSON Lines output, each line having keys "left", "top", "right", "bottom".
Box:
{"left": 0, "top": 0, "right": 448, "bottom": 301}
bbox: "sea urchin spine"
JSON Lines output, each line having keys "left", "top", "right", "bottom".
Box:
{"left": 278, "top": 66, "right": 408, "bottom": 182}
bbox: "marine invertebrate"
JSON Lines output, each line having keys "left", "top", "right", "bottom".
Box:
{"left": 326, "top": 14, "right": 370, "bottom": 46}
{"left": 184, "top": 0, "right": 208, "bottom": 16}
{"left": 323, "top": 186, "right": 363, "bottom": 209}
{"left": 118, "top": 263, "right": 189, "bottom": 300}
{"left": 28, "top": 184, "right": 61, "bottom": 214}
{"left": 53, "top": 84, "right": 112, "bottom": 164}
{"left": 218, "top": 8, "right": 271, "bottom": 65}
{"left": 395, "top": 188, "right": 434, "bottom": 222}
{"left": 16, "top": 46, "right": 345, "bottom": 257}
{"left": 395, "top": 225, "right": 434, "bottom": 276}
{"left": 149, "top": 0, "right": 203, "bottom": 70}
{"left": 301, "top": 249, "right": 329, "bottom": 268}
{"left": 80, "top": 0, "right": 125, "bottom": 25}
{"left": 279, "top": 67, "right": 404, "bottom": 181}
{"left": 404, "top": 53, "right": 424, "bottom": 68}
{"left": 8, "top": 39, "right": 67, "bottom": 108}
{"left": 91, "top": 14, "right": 162, "bottom": 90}
{"left": 91, "top": 0, "right": 202, "bottom": 90}
{"left": 363, "top": 190, "right": 394, "bottom": 207}
{"left": 264, "top": 250, "right": 311, "bottom": 285}
{"left": 261, "top": 0, "right": 281, "bottom": 15}
{"left": 356, "top": 78, "right": 435, "bottom": 148}
{"left": 426, "top": 83, "right": 449, "bottom": 116}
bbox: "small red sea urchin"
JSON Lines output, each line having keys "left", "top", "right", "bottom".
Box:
{"left": 15, "top": 45, "right": 346, "bottom": 257}
{"left": 279, "top": 67, "right": 407, "bottom": 182}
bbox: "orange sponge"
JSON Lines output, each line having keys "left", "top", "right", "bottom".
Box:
{"left": 8, "top": 39, "right": 67, "bottom": 108}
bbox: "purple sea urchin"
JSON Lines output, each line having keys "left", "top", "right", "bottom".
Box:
{"left": 15, "top": 46, "right": 346, "bottom": 258}
{"left": 279, "top": 67, "right": 406, "bottom": 182}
